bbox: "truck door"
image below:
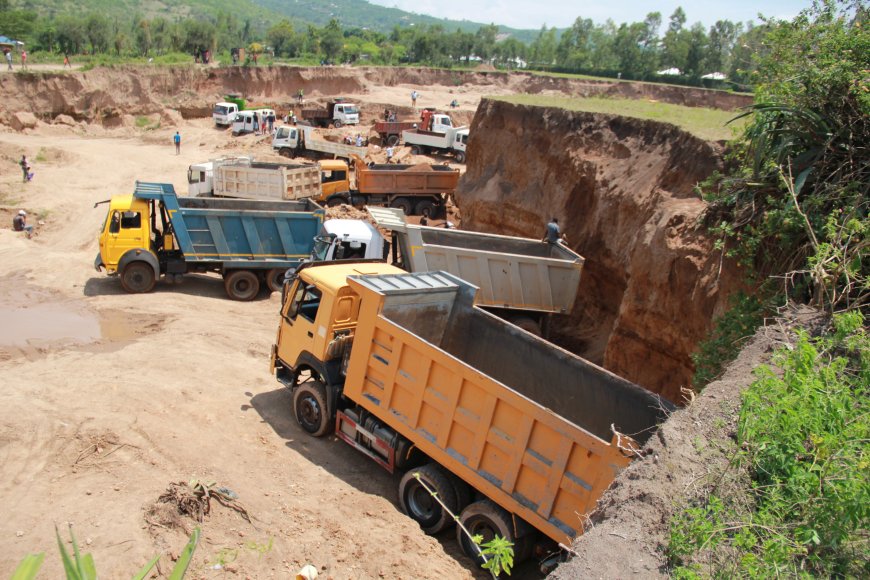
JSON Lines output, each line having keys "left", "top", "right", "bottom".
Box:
{"left": 101, "top": 202, "right": 150, "bottom": 270}
{"left": 279, "top": 279, "right": 325, "bottom": 365}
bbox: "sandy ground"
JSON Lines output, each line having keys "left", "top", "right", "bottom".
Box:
{"left": 0, "top": 84, "right": 498, "bottom": 577}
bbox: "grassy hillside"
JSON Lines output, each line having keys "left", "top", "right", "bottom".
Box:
{"left": 14, "top": 0, "right": 542, "bottom": 42}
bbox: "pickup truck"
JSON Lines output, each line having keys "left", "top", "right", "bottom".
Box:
{"left": 272, "top": 124, "right": 367, "bottom": 160}
{"left": 187, "top": 157, "right": 322, "bottom": 201}
{"left": 403, "top": 126, "right": 469, "bottom": 163}
{"left": 271, "top": 262, "right": 671, "bottom": 566}
{"left": 366, "top": 206, "right": 583, "bottom": 336}
{"left": 372, "top": 111, "right": 453, "bottom": 146}
{"left": 94, "top": 182, "right": 324, "bottom": 300}
{"left": 212, "top": 101, "right": 240, "bottom": 126}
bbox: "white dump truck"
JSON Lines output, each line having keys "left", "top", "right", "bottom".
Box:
{"left": 402, "top": 125, "right": 469, "bottom": 163}
{"left": 272, "top": 124, "right": 368, "bottom": 160}
{"left": 187, "top": 157, "right": 321, "bottom": 200}
{"left": 212, "top": 101, "right": 240, "bottom": 126}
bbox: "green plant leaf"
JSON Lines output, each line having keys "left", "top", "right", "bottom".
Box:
{"left": 132, "top": 555, "right": 161, "bottom": 580}
{"left": 10, "top": 553, "right": 45, "bottom": 580}
{"left": 168, "top": 527, "right": 201, "bottom": 580}
{"left": 55, "top": 525, "right": 80, "bottom": 580}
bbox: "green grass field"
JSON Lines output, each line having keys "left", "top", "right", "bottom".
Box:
{"left": 495, "top": 94, "right": 745, "bottom": 141}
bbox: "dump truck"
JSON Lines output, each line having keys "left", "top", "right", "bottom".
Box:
{"left": 301, "top": 98, "right": 360, "bottom": 128}
{"left": 402, "top": 125, "right": 469, "bottom": 163}
{"left": 187, "top": 157, "right": 322, "bottom": 201}
{"left": 366, "top": 206, "right": 583, "bottom": 336}
{"left": 272, "top": 124, "right": 367, "bottom": 160}
{"left": 94, "top": 182, "right": 325, "bottom": 300}
{"left": 271, "top": 262, "right": 671, "bottom": 566}
{"left": 372, "top": 110, "right": 454, "bottom": 146}
{"left": 309, "top": 156, "right": 459, "bottom": 216}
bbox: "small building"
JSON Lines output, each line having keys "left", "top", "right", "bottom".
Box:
{"left": 0, "top": 35, "right": 24, "bottom": 52}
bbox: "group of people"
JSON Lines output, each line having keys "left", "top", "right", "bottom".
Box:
{"left": 383, "top": 109, "right": 398, "bottom": 122}
{"left": 252, "top": 111, "right": 277, "bottom": 134}
{"left": 4, "top": 48, "right": 25, "bottom": 70}
{"left": 343, "top": 133, "right": 368, "bottom": 147}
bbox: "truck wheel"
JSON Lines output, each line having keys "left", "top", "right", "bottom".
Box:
{"left": 224, "top": 270, "right": 260, "bottom": 301}
{"left": 293, "top": 380, "right": 333, "bottom": 437}
{"left": 266, "top": 268, "right": 287, "bottom": 293}
{"left": 326, "top": 195, "right": 349, "bottom": 207}
{"left": 398, "top": 463, "right": 458, "bottom": 534}
{"left": 457, "top": 500, "right": 521, "bottom": 566}
{"left": 389, "top": 197, "right": 413, "bottom": 216}
{"left": 120, "top": 262, "right": 156, "bottom": 294}
{"left": 333, "top": 120, "right": 343, "bottom": 129}
{"left": 394, "top": 437, "right": 427, "bottom": 471}
{"left": 507, "top": 315, "right": 543, "bottom": 337}
{"left": 454, "top": 151, "right": 466, "bottom": 163}
{"left": 279, "top": 147, "right": 294, "bottom": 158}
{"left": 386, "top": 134, "right": 400, "bottom": 147}
{"left": 414, "top": 200, "right": 436, "bottom": 218}
{"left": 410, "top": 145, "right": 423, "bottom": 156}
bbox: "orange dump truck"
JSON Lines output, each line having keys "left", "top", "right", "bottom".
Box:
{"left": 271, "top": 261, "right": 671, "bottom": 565}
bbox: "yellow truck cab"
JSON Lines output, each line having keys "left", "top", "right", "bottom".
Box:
{"left": 96, "top": 193, "right": 164, "bottom": 292}
{"left": 317, "top": 159, "right": 351, "bottom": 202}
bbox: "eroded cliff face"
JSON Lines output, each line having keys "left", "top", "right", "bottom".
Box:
{"left": 0, "top": 65, "right": 751, "bottom": 124}
{"left": 457, "top": 99, "right": 742, "bottom": 401}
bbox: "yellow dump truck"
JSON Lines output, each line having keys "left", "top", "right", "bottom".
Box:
{"left": 271, "top": 261, "right": 671, "bottom": 564}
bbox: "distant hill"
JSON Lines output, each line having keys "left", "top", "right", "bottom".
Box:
{"left": 14, "top": 0, "right": 543, "bottom": 43}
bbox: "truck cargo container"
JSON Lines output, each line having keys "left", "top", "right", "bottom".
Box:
{"left": 367, "top": 206, "right": 583, "bottom": 335}
{"left": 272, "top": 124, "right": 367, "bottom": 160}
{"left": 301, "top": 98, "right": 360, "bottom": 128}
{"left": 187, "top": 157, "right": 322, "bottom": 201}
{"left": 271, "top": 262, "right": 671, "bottom": 565}
{"left": 372, "top": 110, "right": 453, "bottom": 146}
{"left": 402, "top": 126, "right": 469, "bottom": 163}
{"left": 94, "top": 181, "right": 324, "bottom": 300}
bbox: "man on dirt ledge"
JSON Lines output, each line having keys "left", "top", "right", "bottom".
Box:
{"left": 542, "top": 217, "right": 567, "bottom": 245}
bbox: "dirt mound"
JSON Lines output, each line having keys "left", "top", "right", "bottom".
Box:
{"left": 550, "top": 307, "right": 824, "bottom": 578}
{"left": 458, "top": 99, "right": 743, "bottom": 401}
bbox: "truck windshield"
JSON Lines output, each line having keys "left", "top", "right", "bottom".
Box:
{"left": 214, "top": 105, "right": 228, "bottom": 115}
{"left": 276, "top": 127, "right": 291, "bottom": 139}
{"left": 344, "top": 106, "right": 359, "bottom": 114}
{"left": 312, "top": 234, "right": 336, "bottom": 261}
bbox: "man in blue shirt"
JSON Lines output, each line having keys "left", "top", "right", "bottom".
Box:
{"left": 542, "top": 217, "right": 567, "bottom": 245}
{"left": 174, "top": 131, "right": 181, "bottom": 154}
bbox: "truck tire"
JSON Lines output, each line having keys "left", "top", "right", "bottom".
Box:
{"left": 394, "top": 437, "right": 427, "bottom": 471}
{"left": 386, "top": 134, "right": 400, "bottom": 147}
{"left": 266, "top": 268, "right": 287, "bottom": 293}
{"left": 389, "top": 197, "right": 413, "bottom": 216}
{"left": 454, "top": 151, "right": 466, "bottom": 163}
{"left": 414, "top": 200, "right": 436, "bottom": 218}
{"left": 457, "top": 500, "right": 525, "bottom": 566}
{"left": 120, "top": 262, "right": 156, "bottom": 294}
{"left": 279, "top": 147, "right": 294, "bottom": 158}
{"left": 333, "top": 120, "right": 343, "bottom": 129}
{"left": 224, "top": 269, "right": 260, "bottom": 301}
{"left": 293, "top": 380, "right": 333, "bottom": 437}
{"left": 448, "top": 474, "right": 473, "bottom": 513}
{"left": 398, "top": 463, "right": 458, "bottom": 534}
{"left": 410, "top": 145, "right": 423, "bottom": 156}
{"left": 507, "top": 315, "right": 543, "bottom": 337}
{"left": 326, "top": 195, "right": 349, "bottom": 207}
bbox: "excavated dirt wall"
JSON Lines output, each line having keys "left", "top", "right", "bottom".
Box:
{"left": 0, "top": 65, "right": 751, "bottom": 124}
{"left": 457, "top": 99, "right": 743, "bottom": 401}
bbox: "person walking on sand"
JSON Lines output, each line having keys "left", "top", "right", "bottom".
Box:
{"left": 5, "top": 49, "right": 12, "bottom": 70}
{"left": 541, "top": 217, "right": 567, "bottom": 245}
{"left": 411, "top": 90, "right": 418, "bottom": 107}
{"left": 20, "top": 50, "right": 26, "bottom": 69}
{"left": 63, "top": 53, "right": 71, "bottom": 68}
{"left": 19, "top": 155, "right": 31, "bottom": 182}
{"left": 173, "top": 131, "right": 181, "bottom": 155}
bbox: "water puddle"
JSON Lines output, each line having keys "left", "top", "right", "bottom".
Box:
{"left": 0, "top": 303, "right": 141, "bottom": 347}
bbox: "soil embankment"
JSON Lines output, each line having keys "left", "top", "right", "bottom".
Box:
{"left": 458, "top": 99, "right": 743, "bottom": 401}
{"left": 0, "top": 65, "right": 751, "bottom": 125}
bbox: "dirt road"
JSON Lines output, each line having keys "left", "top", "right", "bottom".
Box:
{"left": 0, "top": 112, "right": 487, "bottom": 578}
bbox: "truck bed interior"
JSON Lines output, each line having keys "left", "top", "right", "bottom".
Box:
{"left": 380, "top": 285, "right": 670, "bottom": 445}
{"left": 420, "top": 228, "right": 577, "bottom": 259}
{"left": 177, "top": 196, "right": 320, "bottom": 213}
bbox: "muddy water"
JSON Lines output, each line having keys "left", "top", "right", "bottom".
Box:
{"left": 0, "top": 303, "right": 139, "bottom": 347}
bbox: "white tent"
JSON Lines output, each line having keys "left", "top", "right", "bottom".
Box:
{"left": 657, "top": 67, "right": 682, "bottom": 76}
{"left": 702, "top": 72, "right": 727, "bottom": 80}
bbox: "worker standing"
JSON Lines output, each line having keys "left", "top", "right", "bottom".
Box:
{"left": 173, "top": 131, "right": 181, "bottom": 155}
{"left": 411, "top": 90, "right": 418, "bottom": 108}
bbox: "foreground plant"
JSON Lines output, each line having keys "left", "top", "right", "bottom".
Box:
{"left": 11, "top": 525, "right": 200, "bottom": 580}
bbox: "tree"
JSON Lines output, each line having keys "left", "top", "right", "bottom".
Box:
{"left": 556, "top": 17, "right": 594, "bottom": 69}
{"left": 707, "top": 19, "right": 740, "bottom": 73}
{"left": 85, "top": 13, "right": 111, "bottom": 53}
{"left": 684, "top": 22, "right": 709, "bottom": 78}
{"left": 320, "top": 19, "right": 343, "bottom": 62}
{"left": 661, "top": 7, "right": 689, "bottom": 70}
{"left": 528, "top": 25, "right": 557, "bottom": 66}
{"left": 267, "top": 19, "right": 296, "bottom": 57}
{"left": 473, "top": 23, "right": 498, "bottom": 62}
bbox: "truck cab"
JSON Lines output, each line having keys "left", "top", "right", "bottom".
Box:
{"left": 453, "top": 129, "right": 469, "bottom": 162}
{"left": 272, "top": 125, "right": 299, "bottom": 152}
{"left": 213, "top": 102, "right": 239, "bottom": 126}
{"left": 330, "top": 102, "right": 359, "bottom": 126}
{"left": 232, "top": 109, "right": 275, "bottom": 135}
{"left": 187, "top": 161, "right": 214, "bottom": 196}
{"left": 318, "top": 159, "right": 351, "bottom": 203}
{"left": 420, "top": 109, "right": 453, "bottom": 134}
{"left": 312, "top": 220, "right": 385, "bottom": 261}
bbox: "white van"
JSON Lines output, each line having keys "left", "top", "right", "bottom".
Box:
{"left": 231, "top": 109, "right": 276, "bottom": 135}
{"left": 212, "top": 102, "right": 240, "bottom": 126}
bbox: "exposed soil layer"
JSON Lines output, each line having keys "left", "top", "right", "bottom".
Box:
{"left": 458, "top": 99, "right": 744, "bottom": 401}
{"left": 0, "top": 65, "right": 751, "bottom": 125}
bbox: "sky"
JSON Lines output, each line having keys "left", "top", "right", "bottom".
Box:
{"left": 366, "top": 0, "right": 815, "bottom": 30}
